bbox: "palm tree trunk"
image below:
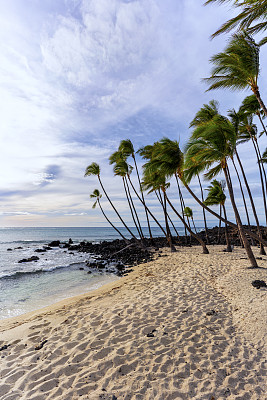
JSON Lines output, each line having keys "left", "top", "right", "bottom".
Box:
{"left": 235, "top": 150, "right": 266, "bottom": 255}
{"left": 127, "top": 175, "right": 167, "bottom": 236}
{"left": 222, "top": 203, "right": 232, "bottom": 252}
{"left": 254, "top": 138, "right": 267, "bottom": 208}
{"left": 253, "top": 88, "right": 267, "bottom": 119}
{"left": 191, "top": 217, "right": 197, "bottom": 234}
{"left": 181, "top": 179, "right": 267, "bottom": 247}
{"left": 98, "top": 200, "right": 129, "bottom": 243}
{"left": 122, "top": 177, "right": 142, "bottom": 240}
{"left": 125, "top": 178, "right": 144, "bottom": 239}
{"left": 257, "top": 112, "right": 267, "bottom": 136}
{"left": 223, "top": 165, "right": 258, "bottom": 268}
{"left": 133, "top": 154, "right": 153, "bottom": 240}
{"left": 250, "top": 135, "right": 267, "bottom": 225}
{"left": 97, "top": 175, "right": 139, "bottom": 243}
{"left": 156, "top": 191, "right": 180, "bottom": 239}
{"left": 231, "top": 158, "right": 251, "bottom": 227}
{"left": 175, "top": 174, "right": 188, "bottom": 241}
{"left": 162, "top": 190, "right": 176, "bottom": 252}
{"left": 217, "top": 205, "right": 222, "bottom": 244}
{"left": 197, "top": 174, "right": 209, "bottom": 243}
{"left": 187, "top": 216, "right": 192, "bottom": 244}
{"left": 165, "top": 194, "right": 209, "bottom": 254}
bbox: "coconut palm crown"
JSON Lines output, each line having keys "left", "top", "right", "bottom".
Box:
{"left": 205, "top": 0, "right": 267, "bottom": 44}
{"left": 205, "top": 32, "right": 260, "bottom": 92}
{"left": 85, "top": 162, "right": 100, "bottom": 177}
{"left": 90, "top": 189, "right": 102, "bottom": 209}
{"left": 205, "top": 32, "right": 267, "bottom": 117}
{"left": 204, "top": 180, "right": 226, "bottom": 206}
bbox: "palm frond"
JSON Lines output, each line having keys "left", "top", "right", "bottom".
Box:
{"left": 118, "top": 139, "right": 134, "bottom": 157}
{"left": 85, "top": 162, "right": 100, "bottom": 177}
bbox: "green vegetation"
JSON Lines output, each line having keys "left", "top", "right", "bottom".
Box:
{"left": 85, "top": 1, "right": 267, "bottom": 268}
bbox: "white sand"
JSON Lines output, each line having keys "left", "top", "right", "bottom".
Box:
{"left": 0, "top": 245, "right": 266, "bottom": 399}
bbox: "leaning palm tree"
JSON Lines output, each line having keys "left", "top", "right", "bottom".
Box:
{"left": 184, "top": 207, "right": 197, "bottom": 234}
{"left": 189, "top": 100, "right": 221, "bottom": 242}
{"left": 143, "top": 140, "right": 210, "bottom": 254}
{"left": 144, "top": 138, "right": 190, "bottom": 239}
{"left": 113, "top": 159, "right": 144, "bottom": 240}
{"left": 205, "top": 0, "right": 267, "bottom": 44}
{"left": 85, "top": 162, "right": 139, "bottom": 243}
{"left": 237, "top": 112, "right": 267, "bottom": 223}
{"left": 184, "top": 115, "right": 259, "bottom": 267}
{"left": 227, "top": 107, "right": 266, "bottom": 253}
{"left": 109, "top": 150, "right": 144, "bottom": 240}
{"left": 204, "top": 180, "right": 232, "bottom": 252}
{"left": 189, "top": 99, "right": 219, "bottom": 128}
{"left": 118, "top": 139, "right": 153, "bottom": 240}
{"left": 142, "top": 169, "right": 176, "bottom": 252}
{"left": 204, "top": 32, "right": 267, "bottom": 117}
{"left": 240, "top": 94, "right": 267, "bottom": 136}
{"left": 90, "top": 189, "right": 129, "bottom": 243}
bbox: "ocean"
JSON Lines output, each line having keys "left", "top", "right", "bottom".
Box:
{"left": 0, "top": 226, "right": 187, "bottom": 320}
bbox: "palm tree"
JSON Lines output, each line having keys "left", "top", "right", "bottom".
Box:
{"left": 118, "top": 139, "right": 153, "bottom": 240}
{"left": 189, "top": 100, "right": 219, "bottom": 128}
{"left": 189, "top": 100, "right": 221, "bottom": 243}
{"left": 236, "top": 112, "right": 267, "bottom": 225}
{"left": 204, "top": 180, "right": 232, "bottom": 252}
{"left": 90, "top": 189, "right": 129, "bottom": 243}
{"left": 184, "top": 115, "right": 259, "bottom": 267}
{"left": 226, "top": 107, "right": 266, "bottom": 253}
{"left": 184, "top": 207, "right": 197, "bottom": 233}
{"left": 143, "top": 138, "right": 191, "bottom": 240}
{"left": 240, "top": 95, "right": 267, "bottom": 136}
{"left": 142, "top": 140, "right": 210, "bottom": 254}
{"left": 180, "top": 160, "right": 267, "bottom": 248}
{"left": 84, "top": 162, "right": 139, "bottom": 243}
{"left": 205, "top": 0, "right": 267, "bottom": 44}
{"left": 155, "top": 189, "right": 181, "bottom": 239}
{"left": 142, "top": 169, "right": 176, "bottom": 252}
{"left": 109, "top": 150, "right": 144, "bottom": 240}
{"left": 204, "top": 32, "right": 267, "bottom": 117}
{"left": 112, "top": 159, "right": 144, "bottom": 240}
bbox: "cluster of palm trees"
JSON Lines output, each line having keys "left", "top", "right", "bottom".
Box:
{"left": 85, "top": 0, "right": 267, "bottom": 268}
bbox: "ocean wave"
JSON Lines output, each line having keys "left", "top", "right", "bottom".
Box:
{"left": 0, "top": 239, "right": 49, "bottom": 245}
{"left": 0, "top": 263, "right": 84, "bottom": 280}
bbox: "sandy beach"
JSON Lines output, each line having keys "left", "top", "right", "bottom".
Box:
{"left": 0, "top": 245, "right": 266, "bottom": 399}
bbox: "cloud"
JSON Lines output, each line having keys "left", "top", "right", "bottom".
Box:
{"left": 33, "top": 165, "right": 62, "bottom": 186}
{"left": 0, "top": 0, "right": 266, "bottom": 227}
{"left": 0, "top": 211, "right": 32, "bottom": 216}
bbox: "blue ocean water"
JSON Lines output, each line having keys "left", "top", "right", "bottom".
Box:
{"left": 0, "top": 226, "right": 185, "bottom": 320}
{"left": 0, "top": 226, "right": 198, "bottom": 320}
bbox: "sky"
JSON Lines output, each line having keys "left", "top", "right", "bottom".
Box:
{"left": 0, "top": 0, "right": 266, "bottom": 227}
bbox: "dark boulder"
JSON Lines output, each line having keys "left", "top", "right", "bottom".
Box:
{"left": 48, "top": 240, "right": 60, "bottom": 247}
{"left": 252, "top": 280, "right": 267, "bottom": 289}
{"left": 68, "top": 244, "right": 80, "bottom": 251}
{"left": 18, "top": 256, "right": 39, "bottom": 263}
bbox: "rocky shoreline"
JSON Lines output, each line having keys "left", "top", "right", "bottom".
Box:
{"left": 13, "top": 225, "right": 267, "bottom": 277}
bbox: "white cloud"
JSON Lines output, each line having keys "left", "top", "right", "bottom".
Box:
{"left": 0, "top": 0, "right": 265, "bottom": 227}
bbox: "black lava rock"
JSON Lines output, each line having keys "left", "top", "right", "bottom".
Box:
{"left": 18, "top": 256, "right": 39, "bottom": 263}
{"left": 48, "top": 240, "right": 60, "bottom": 247}
{"left": 252, "top": 280, "right": 267, "bottom": 289}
